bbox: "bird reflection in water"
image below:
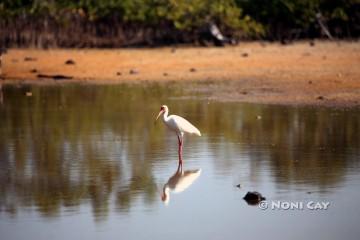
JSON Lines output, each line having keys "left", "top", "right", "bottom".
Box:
{"left": 161, "top": 163, "right": 201, "bottom": 205}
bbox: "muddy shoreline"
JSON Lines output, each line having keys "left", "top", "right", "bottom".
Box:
{"left": 2, "top": 41, "right": 360, "bottom": 107}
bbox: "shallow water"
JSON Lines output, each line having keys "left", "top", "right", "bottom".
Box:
{"left": 0, "top": 83, "right": 359, "bottom": 240}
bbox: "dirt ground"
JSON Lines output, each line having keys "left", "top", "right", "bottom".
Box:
{"left": 2, "top": 41, "right": 360, "bottom": 107}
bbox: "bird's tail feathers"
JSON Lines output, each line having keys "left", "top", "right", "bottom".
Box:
{"left": 193, "top": 130, "right": 201, "bottom": 136}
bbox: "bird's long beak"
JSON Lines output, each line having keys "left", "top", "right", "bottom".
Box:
{"left": 154, "top": 110, "right": 164, "bottom": 124}
{"left": 161, "top": 192, "right": 166, "bottom": 201}
{"left": 155, "top": 110, "right": 164, "bottom": 121}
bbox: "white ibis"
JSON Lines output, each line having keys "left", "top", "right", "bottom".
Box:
{"left": 161, "top": 163, "right": 202, "bottom": 205}
{"left": 155, "top": 105, "right": 201, "bottom": 165}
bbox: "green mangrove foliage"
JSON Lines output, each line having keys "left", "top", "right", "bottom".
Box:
{"left": 0, "top": 0, "right": 358, "bottom": 47}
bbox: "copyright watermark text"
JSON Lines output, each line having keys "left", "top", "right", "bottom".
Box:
{"left": 259, "top": 201, "right": 330, "bottom": 210}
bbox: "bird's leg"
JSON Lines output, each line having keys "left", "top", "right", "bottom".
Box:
{"left": 177, "top": 135, "right": 183, "bottom": 166}
{"left": 177, "top": 161, "right": 182, "bottom": 173}
{"left": 180, "top": 134, "right": 184, "bottom": 166}
{"left": 177, "top": 162, "right": 181, "bottom": 172}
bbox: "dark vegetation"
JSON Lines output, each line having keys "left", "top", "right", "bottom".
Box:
{"left": 0, "top": 0, "right": 359, "bottom": 48}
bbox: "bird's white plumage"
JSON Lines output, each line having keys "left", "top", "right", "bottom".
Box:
{"left": 164, "top": 115, "right": 201, "bottom": 136}
{"left": 158, "top": 105, "right": 201, "bottom": 137}
{"left": 155, "top": 105, "right": 201, "bottom": 167}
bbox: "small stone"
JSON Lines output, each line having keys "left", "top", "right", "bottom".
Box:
{"left": 308, "top": 80, "right": 312, "bottom": 84}
{"left": 36, "top": 74, "right": 72, "bottom": 80}
{"left": 65, "top": 59, "right": 75, "bottom": 65}
{"left": 30, "top": 69, "right": 38, "bottom": 73}
{"left": 129, "top": 69, "right": 139, "bottom": 75}
{"left": 189, "top": 68, "right": 196, "bottom": 72}
{"left": 236, "top": 184, "right": 241, "bottom": 188}
{"left": 241, "top": 52, "right": 249, "bottom": 57}
{"left": 257, "top": 115, "right": 262, "bottom": 120}
{"left": 317, "top": 96, "right": 324, "bottom": 100}
{"left": 116, "top": 72, "right": 122, "bottom": 76}
{"left": 24, "top": 57, "right": 36, "bottom": 61}
{"left": 309, "top": 41, "right": 315, "bottom": 46}
{"left": 25, "top": 92, "right": 32, "bottom": 97}
{"left": 163, "top": 72, "right": 168, "bottom": 76}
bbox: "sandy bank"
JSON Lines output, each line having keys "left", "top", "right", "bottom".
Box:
{"left": 2, "top": 41, "right": 360, "bottom": 107}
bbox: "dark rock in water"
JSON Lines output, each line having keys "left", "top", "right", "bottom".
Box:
{"left": 243, "top": 191, "right": 266, "bottom": 205}
{"left": 236, "top": 184, "right": 241, "bottom": 188}
{"left": 189, "top": 68, "right": 197, "bottom": 72}
{"left": 129, "top": 69, "right": 139, "bottom": 75}
{"left": 37, "top": 74, "right": 73, "bottom": 80}
{"left": 24, "top": 57, "right": 37, "bottom": 61}
{"left": 65, "top": 59, "right": 76, "bottom": 65}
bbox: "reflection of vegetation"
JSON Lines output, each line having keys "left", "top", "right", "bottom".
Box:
{"left": 203, "top": 102, "right": 360, "bottom": 187}
{"left": 0, "top": 83, "right": 359, "bottom": 220}
{"left": 0, "top": 84, "right": 173, "bottom": 220}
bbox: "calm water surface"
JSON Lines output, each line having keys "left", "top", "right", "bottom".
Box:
{"left": 0, "top": 83, "right": 359, "bottom": 240}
